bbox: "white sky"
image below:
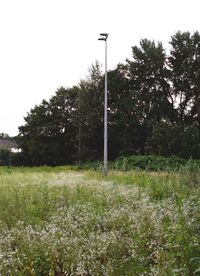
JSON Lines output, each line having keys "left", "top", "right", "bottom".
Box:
{"left": 0, "top": 0, "right": 199, "bottom": 136}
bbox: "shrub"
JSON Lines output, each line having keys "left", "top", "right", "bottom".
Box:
{"left": 111, "top": 155, "right": 188, "bottom": 172}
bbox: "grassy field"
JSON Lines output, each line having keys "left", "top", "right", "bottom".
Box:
{"left": 0, "top": 167, "right": 199, "bottom": 275}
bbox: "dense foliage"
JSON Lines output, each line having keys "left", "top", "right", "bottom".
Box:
{"left": 0, "top": 133, "right": 17, "bottom": 166}
{"left": 16, "top": 31, "right": 200, "bottom": 165}
{"left": 77, "top": 155, "right": 200, "bottom": 173}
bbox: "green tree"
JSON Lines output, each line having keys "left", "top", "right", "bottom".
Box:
{"left": 126, "top": 39, "right": 175, "bottom": 124}
{"left": 0, "top": 133, "right": 10, "bottom": 140}
{"left": 18, "top": 87, "right": 78, "bottom": 165}
{"left": 169, "top": 31, "right": 200, "bottom": 126}
{"left": 17, "top": 32, "right": 200, "bottom": 164}
{"left": 121, "top": 39, "right": 176, "bottom": 153}
{"left": 181, "top": 124, "right": 200, "bottom": 159}
{"left": 0, "top": 148, "right": 10, "bottom": 166}
{"left": 146, "top": 121, "right": 183, "bottom": 156}
{"left": 18, "top": 62, "right": 104, "bottom": 165}
{"left": 106, "top": 66, "right": 141, "bottom": 157}
{"left": 74, "top": 62, "right": 104, "bottom": 162}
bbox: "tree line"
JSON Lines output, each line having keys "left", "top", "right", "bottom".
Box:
{"left": 14, "top": 31, "right": 200, "bottom": 165}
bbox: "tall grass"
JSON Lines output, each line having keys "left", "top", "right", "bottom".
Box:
{"left": 0, "top": 167, "right": 199, "bottom": 275}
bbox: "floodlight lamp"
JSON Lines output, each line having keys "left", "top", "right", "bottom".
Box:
{"left": 100, "top": 33, "right": 108, "bottom": 37}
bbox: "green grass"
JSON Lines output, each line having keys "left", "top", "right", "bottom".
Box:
{"left": 0, "top": 167, "right": 199, "bottom": 275}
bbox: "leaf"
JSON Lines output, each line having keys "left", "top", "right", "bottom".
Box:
{"left": 172, "top": 268, "right": 186, "bottom": 273}
{"left": 194, "top": 268, "right": 200, "bottom": 274}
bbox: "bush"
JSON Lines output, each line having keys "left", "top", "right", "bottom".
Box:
{"left": 0, "top": 149, "right": 10, "bottom": 166}
{"left": 75, "top": 155, "right": 200, "bottom": 173}
{"left": 111, "top": 155, "right": 189, "bottom": 172}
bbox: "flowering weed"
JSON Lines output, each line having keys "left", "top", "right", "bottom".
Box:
{"left": 0, "top": 168, "right": 199, "bottom": 275}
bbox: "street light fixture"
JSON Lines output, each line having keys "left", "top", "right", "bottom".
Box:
{"left": 98, "top": 32, "right": 108, "bottom": 176}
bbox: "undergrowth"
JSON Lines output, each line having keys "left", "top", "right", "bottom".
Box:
{"left": 0, "top": 167, "right": 199, "bottom": 275}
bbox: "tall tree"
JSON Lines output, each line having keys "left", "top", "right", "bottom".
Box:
{"left": 17, "top": 32, "right": 200, "bottom": 164}
{"left": 18, "top": 62, "right": 104, "bottom": 165}
{"left": 169, "top": 31, "right": 200, "bottom": 126}
{"left": 126, "top": 39, "right": 174, "bottom": 124}
{"left": 18, "top": 87, "right": 78, "bottom": 165}
{"left": 106, "top": 66, "right": 141, "bottom": 157}
{"left": 75, "top": 62, "right": 104, "bottom": 162}
{"left": 146, "top": 121, "right": 183, "bottom": 156}
{"left": 121, "top": 39, "right": 176, "bottom": 153}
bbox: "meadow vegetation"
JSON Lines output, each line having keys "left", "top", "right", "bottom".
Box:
{"left": 0, "top": 165, "right": 199, "bottom": 275}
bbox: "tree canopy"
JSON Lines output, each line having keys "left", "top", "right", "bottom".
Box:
{"left": 16, "top": 31, "right": 200, "bottom": 165}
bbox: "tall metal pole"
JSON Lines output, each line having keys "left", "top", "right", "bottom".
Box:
{"left": 98, "top": 33, "right": 108, "bottom": 176}
{"left": 9, "top": 148, "right": 12, "bottom": 167}
{"left": 104, "top": 38, "right": 108, "bottom": 176}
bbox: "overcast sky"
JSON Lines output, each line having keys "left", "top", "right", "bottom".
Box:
{"left": 0, "top": 0, "right": 199, "bottom": 136}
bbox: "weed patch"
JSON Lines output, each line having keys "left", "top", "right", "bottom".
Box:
{"left": 0, "top": 168, "right": 199, "bottom": 274}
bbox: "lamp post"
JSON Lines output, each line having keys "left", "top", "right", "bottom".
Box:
{"left": 98, "top": 33, "right": 108, "bottom": 176}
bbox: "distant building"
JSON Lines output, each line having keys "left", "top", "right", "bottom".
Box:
{"left": 0, "top": 140, "right": 20, "bottom": 152}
